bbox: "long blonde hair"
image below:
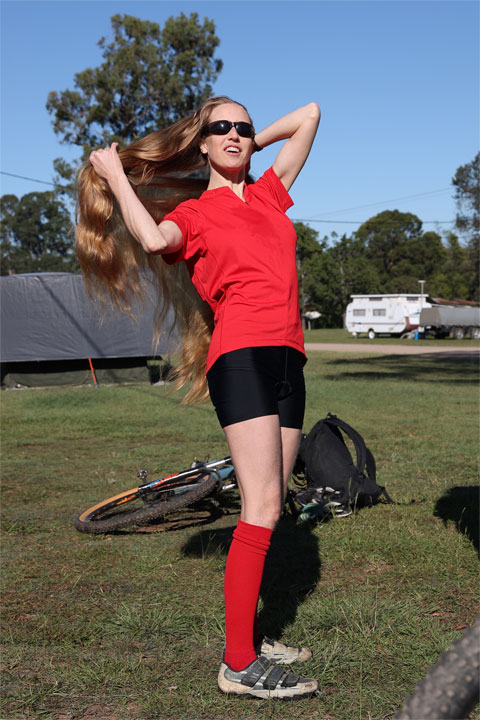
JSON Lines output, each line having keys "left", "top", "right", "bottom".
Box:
{"left": 76, "top": 96, "right": 252, "bottom": 404}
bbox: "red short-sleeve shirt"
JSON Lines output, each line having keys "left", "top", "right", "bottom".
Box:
{"left": 163, "top": 166, "right": 305, "bottom": 372}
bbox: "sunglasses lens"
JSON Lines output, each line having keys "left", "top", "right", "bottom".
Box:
{"left": 208, "top": 121, "right": 230, "bottom": 135}
{"left": 235, "top": 122, "right": 254, "bottom": 138}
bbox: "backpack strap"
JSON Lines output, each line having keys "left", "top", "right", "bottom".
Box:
{"left": 379, "top": 486, "right": 395, "bottom": 504}
{"left": 365, "top": 447, "right": 377, "bottom": 483}
{"left": 301, "top": 420, "right": 327, "bottom": 458}
{"left": 325, "top": 413, "right": 367, "bottom": 476}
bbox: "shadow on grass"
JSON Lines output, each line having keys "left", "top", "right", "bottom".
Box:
{"left": 181, "top": 515, "right": 321, "bottom": 640}
{"left": 434, "top": 485, "right": 479, "bottom": 555}
{"left": 259, "top": 517, "right": 321, "bottom": 638}
{"left": 322, "top": 354, "right": 479, "bottom": 384}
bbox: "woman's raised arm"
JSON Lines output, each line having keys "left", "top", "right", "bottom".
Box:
{"left": 89, "top": 143, "right": 183, "bottom": 255}
{"left": 253, "top": 103, "right": 321, "bottom": 192}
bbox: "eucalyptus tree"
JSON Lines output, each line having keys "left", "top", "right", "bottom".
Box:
{"left": 0, "top": 192, "right": 77, "bottom": 274}
{"left": 452, "top": 153, "right": 479, "bottom": 300}
{"left": 47, "top": 13, "right": 223, "bottom": 191}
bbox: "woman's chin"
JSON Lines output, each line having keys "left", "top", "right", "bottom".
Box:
{"left": 210, "top": 155, "right": 250, "bottom": 174}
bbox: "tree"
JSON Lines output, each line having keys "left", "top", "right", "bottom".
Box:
{"left": 452, "top": 152, "right": 480, "bottom": 239}
{"left": 388, "top": 231, "right": 447, "bottom": 294}
{"left": 432, "top": 232, "right": 470, "bottom": 300}
{"left": 295, "top": 224, "right": 380, "bottom": 328}
{"left": 325, "top": 235, "right": 380, "bottom": 325}
{"left": 355, "top": 210, "right": 448, "bottom": 295}
{"left": 356, "top": 210, "right": 423, "bottom": 289}
{"left": 295, "top": 222, "right": 327, "bottom": 321}
{"left": 0, "top": 192, "right": 77, "bottom": 275}
{"left": 452, "top": 153, "right": 479, "bottom": 301}
{"left": 46, "top": 13, "right": 223, "bottom": 189}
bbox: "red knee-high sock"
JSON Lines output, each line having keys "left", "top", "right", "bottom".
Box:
{"left": 224, "top": 519, "right": 272, "bottom": 670}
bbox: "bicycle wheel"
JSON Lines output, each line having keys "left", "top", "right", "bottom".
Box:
{"left": 75, "top": 470, "right": 218, "bottom": 534}
{"left": 394, "top": 616, "right": 480, "bottom": 720}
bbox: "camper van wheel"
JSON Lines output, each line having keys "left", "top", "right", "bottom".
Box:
{"left": 469, "top": 326, "right": 480, "bottom": 340}
{"left": 367, "top": 329, "right": 376, "bottom": 340}
{"left": 453, "top": 326, "right": 465, "bottom": 340}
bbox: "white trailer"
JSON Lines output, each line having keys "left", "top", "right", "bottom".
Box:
{"left": 345, "top": 294, "right": 431, "bottom": 339}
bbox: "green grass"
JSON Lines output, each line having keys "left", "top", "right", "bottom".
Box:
{"left": 304, "top": 327, "right": 480, "bottom": 346}
{"left": 1, "top": 351, "right": 479, "bottom": 719}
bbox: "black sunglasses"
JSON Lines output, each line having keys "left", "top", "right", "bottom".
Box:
{"left": 201, "top": 120, "right": 255, "bottom": 139}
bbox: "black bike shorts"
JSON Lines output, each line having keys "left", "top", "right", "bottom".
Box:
{"left": 206, "top": 346, "right": 306, "bottom": 429}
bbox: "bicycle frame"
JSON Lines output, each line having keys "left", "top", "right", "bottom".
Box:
{"left": 137, "top": 456, "right": 236, "bottom": 496}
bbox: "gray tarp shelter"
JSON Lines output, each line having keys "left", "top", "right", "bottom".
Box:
{"left": 1, "top": 272, "right": 177, "bottom": 387}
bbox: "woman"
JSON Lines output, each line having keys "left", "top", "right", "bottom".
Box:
{"left": 78, "top": 96, "right": 320, "bottom": 699}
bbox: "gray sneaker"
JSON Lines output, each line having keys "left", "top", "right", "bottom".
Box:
{"left": 256, "top": 636, "right": 312, "bottom": 663}
{"left": 218, "top": 656, "right": 318, "bottom": 699}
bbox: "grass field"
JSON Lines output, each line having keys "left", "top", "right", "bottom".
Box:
{"left": 303, "top": 327, "right": 480, "bottom": 346}
{"left": 1, "top": 348, "right": 479, "bottom": 720}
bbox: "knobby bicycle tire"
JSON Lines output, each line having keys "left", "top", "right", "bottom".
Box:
{"left": 74, "top": 471, "right": 218, "bottom": 534}
{"left": 394, "top": 615, "right": 480, "bottom": 720}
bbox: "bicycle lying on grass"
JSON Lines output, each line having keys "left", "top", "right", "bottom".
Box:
{"left": 75, "top": 456, "right": 238, "bottom": 534}
{"left": 74, "top": 455, "right": 349, "bottom": 534}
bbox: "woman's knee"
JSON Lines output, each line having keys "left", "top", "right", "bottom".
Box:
{"left": 242, "top": 480, "right": 283, "bottom": 528}
{"left": 263, "top": 502, "right": 283, "bottom": 527}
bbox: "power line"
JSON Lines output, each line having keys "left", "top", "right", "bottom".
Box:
{"left": 307, "top": 187, "right": 453, "bottom": 219}
{"left": 0, "top": 171, "right": 73, "bottom": 191}
{"left": 1, "top": 171, "right": 57, "bottom": 186}
{"left": 292, "top": 218, "right": 365, "bottom": 224}
{"left": 292, "top": 217, "right": 455, "bottom": 225}
{"left": 1, "top": 170, "right": 455, "bottom": 225}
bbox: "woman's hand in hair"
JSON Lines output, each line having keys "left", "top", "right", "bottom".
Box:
{"left": 89, "top": 142, "right": 125, "bottom": 186}
{"left": 87, "top": 142, "right": 183, "bottom": 255}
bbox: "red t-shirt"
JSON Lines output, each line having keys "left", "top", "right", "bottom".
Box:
{"left": 163, "top": 166, "right": 305, "bottom": 372}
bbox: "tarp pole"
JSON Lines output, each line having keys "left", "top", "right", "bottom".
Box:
{"left": 88, "top": 358, "right": 98, "bottom": 388}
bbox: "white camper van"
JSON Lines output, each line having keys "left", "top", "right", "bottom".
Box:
{"left": 345, "top": 294, "right": 431, "bottom": 339}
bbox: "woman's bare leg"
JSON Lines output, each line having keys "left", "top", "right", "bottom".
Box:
{"left": 221, "top": 416, "right": 303, "bottom": 669}
{"left": 280, "top": 426, "right": 302, "bottom": 499}
{"left": 224, "top": 414, "right": 284, "bottom": 529}
{"left": 221, "top": 414, "right": 284, "bottom": 669}
{"left": 246, "top": 424, "right": 302, "bottom": 647}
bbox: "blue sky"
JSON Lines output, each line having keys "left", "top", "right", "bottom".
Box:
{"left": 1, "top": 0, "right": 478, "bottom": 241}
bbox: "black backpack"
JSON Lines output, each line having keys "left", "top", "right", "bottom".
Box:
{"left": 292, "top": 413, "right": 393, "bottom": 519}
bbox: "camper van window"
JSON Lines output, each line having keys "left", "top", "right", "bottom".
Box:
{"left": 373, "top": 309, "right": 386, "bottom": 316}
{"left": 368, "top": 297, "right": 382, "bottom": 301}
{"left": 407, "top": 297, "right": 419, "bottom": 301}
{"left": 353, "top": 309, "right": 366, "bottom": 316}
